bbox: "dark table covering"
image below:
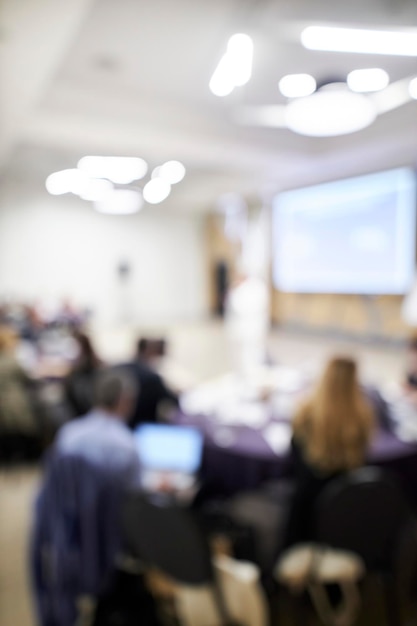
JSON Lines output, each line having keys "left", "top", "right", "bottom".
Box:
{"left": 174, "top": 387, "right": 417, "bottom": 502}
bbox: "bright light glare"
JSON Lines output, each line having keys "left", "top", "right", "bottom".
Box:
{"left": 347, "top": 68, "right": 389, "bottom": 92}
{"left": 209, "top": 53, "right": 235, "bottom": 97}
{"left": 158, "top": 160, "right": 186, "bottom": 184}
{"left": 77, "top": 156, "right": 148, "bottom": 184}
{"left": 301, "top": 26, "right": 417, "bottom": 56}
{"left": 143, "top": 179, "right": 171, "bottom": 204}
{"left": 279, "top": 73, "right": 316, "bottom": 98}
{"left": 285, "top": 87, "right": 376, "bottom": 136}
{"left": 209, "top": 33, "right": 253, "bottom": 96}
{"left": 409, "top": 77, "right": 417, "bottom": 99}
{"left": 227, "top": 33, "right": 253, "bottom": 87}
{"left": 45, "top": 169, "right": 86, "bottom": 195}
{"left": 151, "top": 166, "right": 162, "bottom": 179}
{"left": 78, "top": 178, "right": 113, "bottom": 202}
{"left": 94, "top": 189, "right": 143, "bottom": 215}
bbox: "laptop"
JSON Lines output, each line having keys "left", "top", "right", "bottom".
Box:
{"left": 134, "top": 423, "right": 203, "bottom": 492}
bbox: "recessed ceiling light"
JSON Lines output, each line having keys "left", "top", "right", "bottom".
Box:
{"left": 285, "top": 85, "right": 376, "bottom": 136}
{"left": 409, "top": 77, "right": 417, "bottom": 99}
{"left": 301, "top": 26, "right": 417, "bottom": 56}
{"left": 94, "top": 189, "right": 143, "bottom": 215}
{"left": 77, "top": 156, "right": 148, "bottom": 184}
{"left": 347, "top": 68, "right": 389, "bottom": 93}
{"left": 143, "top": 179, "right": 171, "bottom": 204}
{"left": 279, "top": 74, "right": 316, "bottom": 98}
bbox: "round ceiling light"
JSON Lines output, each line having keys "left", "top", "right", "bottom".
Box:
{"left": 347, "top": 68, "right": 389, "bottom": 93}
{"left": 158, "top": 160, "right": 186, "bottom": 184}
{"left": 78, "top": 178, "right": 113, "bottom": 202}
{"left": 45, "top": 169, "right": 86, "bottom": 195}
{"left": 93, "top": 189, "right": 143, "bottom": 215}
{"left": 77, "top": 156, "right": 148, "bottom": 184}
{"left": 285, "top": 83, "right": 377, "bottom": 137}
{"left": 143, "top": 178, "right": 171, "bottom": 204}
{"left": 278, "top": 73, "right": 316, "bottom": 98}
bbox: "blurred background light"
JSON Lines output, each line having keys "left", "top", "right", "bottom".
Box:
{"left": 143, "top": 178, "right": 171, "bottom": 204}
{"left": 77, "top": 156, "right": 148, "bottom": 184}
{"left": 301, "top": 26, "right": 417, "bottom": 56}
{"left": 209, "top": 53, "right": 235, "bottom": 97}
{"left": 285, "top": 85, "right": 376, "bottom": 136}
{"left": 210, "top": 33, "right": 253, "bottom": 96}
{"left": 409, "top": 77, "right": 417, "bottom": 99}
{"left": 347, "top": 68, "right": 389, "bottom": 93}
{"left": 77, "top": 178, "right": 114, "bottom": 202}
{"left": 226, "top": 33, "right": 253, "bottom": 87}
{"left": 158, "top": 160, "right": 186, "bottom": 184}
{"left": 278, "top": 73, "right": 317, "bottom": 98}
{"left": 45, "top": 169, "right": 86, "bottom": 195}
{"left": 93, "top": 189, "right": 143, "bottom": 214}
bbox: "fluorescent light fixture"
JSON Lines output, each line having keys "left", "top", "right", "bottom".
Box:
{"left": 77, "top": 156, "right": 148, "bottom": 184}
{"left": 410, "top": 77, "right": 417, "bottom": 99}
{"left": 301, "top": 26, "right": 417, "bottom": 56}
{"left": 210, "top": 33, "right": 253, "bottom": 97}
{"left": 279, "top": 73, "right": 316, "bottom": 98}
{"left": 45, "top": 169, "right": 87, "bottom": 195}
{"left": 143, "top": 178, "right": 171, "bottom": 204}
{"left": 285, "top": 85, "right": 376, "bottom": 136}
{"left": 158, "top": 160, "right": 186, "bottom": 184}
{"left": 94, "top": 189, "right": 143, "bottom": 215}
{"left": 347, "top": 68, "right": 389, "bottom": 92}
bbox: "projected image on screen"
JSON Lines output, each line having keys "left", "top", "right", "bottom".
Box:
{"left": 273, "top": 168, "right": 416, "bottom": 294}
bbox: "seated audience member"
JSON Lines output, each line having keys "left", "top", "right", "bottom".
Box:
{"left": 139, "top": 337, "right": 195, "bottom": 393}
{"left": 0, "top": 325, "right": 39, "bottom": 461}
{"left": 404, "top": 336, "right": 417, "bottom": 394}
{"left": 64, "top": 331, "right": 102, "bottom": 417}
{"left": 122, "top": 337, "right": 178, "bottom": 426}
{"left": 32, "top": 368, "right": 140, "bottom": 626}
{"left": 285, "top": 356, "right": 375, "bottom": 547}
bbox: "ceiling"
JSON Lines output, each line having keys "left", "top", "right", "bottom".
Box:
{"left": 1, "top": 0, "right": 417, "bottom": 213}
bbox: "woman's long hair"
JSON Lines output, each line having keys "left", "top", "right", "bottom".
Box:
{"left": 293, "top": 357, "right": 374, "bottom": 473}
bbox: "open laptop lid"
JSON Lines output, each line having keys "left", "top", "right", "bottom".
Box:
{"left": 134, "top": 423, "right": 203, "bottom": 475}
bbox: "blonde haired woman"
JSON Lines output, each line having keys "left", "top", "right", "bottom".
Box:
{"left": 285, "top": 357, "right": 375, "bottom": 546}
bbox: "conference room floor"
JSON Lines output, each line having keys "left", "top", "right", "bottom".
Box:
{"left": 0, "top": 320, "right": 407, "bottom": 626}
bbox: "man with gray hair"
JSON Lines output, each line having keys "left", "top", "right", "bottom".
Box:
{"left": 32, "top": 368, "right": 142, "bottom": 626}
{"left": 55, "top": 367, "right": 140, "bottom": 482}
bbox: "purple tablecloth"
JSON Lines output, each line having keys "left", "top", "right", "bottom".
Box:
{"left": 174, "top": 402, "right": 417, "bottom": 500}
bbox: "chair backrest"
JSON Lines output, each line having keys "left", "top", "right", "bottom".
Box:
{"left": 123, "top": 492, "right": 214, "bottom": 585}
{"left": 315, "top": 467, "right": 412, "bottom": 571}
{"left": 32, "top": 452, "right": 125, "bottom": 626}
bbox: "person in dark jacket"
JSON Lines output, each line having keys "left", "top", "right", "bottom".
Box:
{"left": 121, "top": 337, "right": 178, "bottom": 427}
{"left": 64, "top": 331, "right": 102, "bottom": 417}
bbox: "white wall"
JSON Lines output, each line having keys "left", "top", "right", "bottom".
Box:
{"left": 0, "top": 183, "right": 208, "bottom": 325}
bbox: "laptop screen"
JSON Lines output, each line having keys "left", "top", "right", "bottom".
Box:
{"left": 134, "top": 424, "right": 203, "bottom": 474}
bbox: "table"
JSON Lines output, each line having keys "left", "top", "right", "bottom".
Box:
{"left": 175, "top": 371, "right": 417, "bottom": 500}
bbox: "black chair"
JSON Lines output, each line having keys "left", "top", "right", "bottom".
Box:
{"left": 315, "top": 467, "right": 416, "bottom": 625}
{"left": 123, "top": 492, "right": 239, "bottom": 625}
